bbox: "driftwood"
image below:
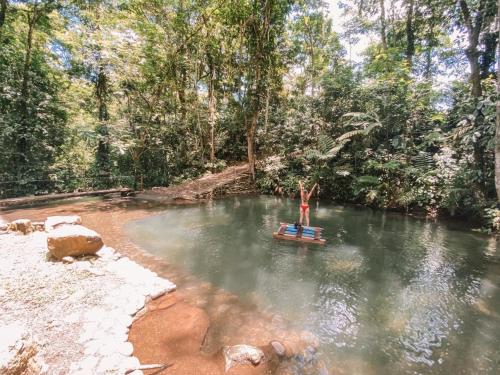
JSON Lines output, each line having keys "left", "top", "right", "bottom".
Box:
{"left": 0, "top": 188, "right": 133, "bottom": 208}
{"left": 124, "top": 363, "right": 172, "bottom": 374}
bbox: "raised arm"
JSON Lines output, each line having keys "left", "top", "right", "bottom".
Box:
{"left": 298, "top": 180, "right": 304, "bottom": 192}
{"left": 307, "top": 183, "right": 318, "bottom": 200}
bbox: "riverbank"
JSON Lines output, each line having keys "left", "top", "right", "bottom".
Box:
{"left": 0, "top": 198, "right": 323, "bottom": 374}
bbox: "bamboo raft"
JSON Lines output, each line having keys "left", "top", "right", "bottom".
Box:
{"left": 273, "top": 223, "right": 326, "bottom": 245}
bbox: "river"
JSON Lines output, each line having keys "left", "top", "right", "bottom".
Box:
{"left": 125, "top": 195, "right": 500, "bottom": 374}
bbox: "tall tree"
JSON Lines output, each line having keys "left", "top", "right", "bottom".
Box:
{"left": 495, "top": 0, "right": 500, "bottom": 201}
{"left": 0, "top": 0, "right": 7, "bottom": 29}
{"left": 379, "top": 0, "right": 387, "bottom": 50}
{"left": 405, "top": 0, "right": 415, "bottom": 68}
{"left": 238, "top": 0, "right": 292, "bottom": 179}
{"left": 16, "top": 0, "right": 58, "bottom": 172}
{"left": 458, "top": 0, "right": 496, "bottom": 97}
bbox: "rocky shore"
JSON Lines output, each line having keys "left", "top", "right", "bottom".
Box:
{"left": 0, "top": 217, "right": 175, "bottom": 374}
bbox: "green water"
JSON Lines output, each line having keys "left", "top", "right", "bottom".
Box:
{"left": 125, "top": 196, "right": 500, "bottom": 374}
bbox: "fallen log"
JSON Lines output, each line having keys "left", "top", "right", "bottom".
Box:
{"left": 0, "top": 188, "right": 134, "bottom": 208}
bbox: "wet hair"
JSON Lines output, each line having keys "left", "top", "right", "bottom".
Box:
{"left": 303, "top": 189, "right": 308, "bottom": 196}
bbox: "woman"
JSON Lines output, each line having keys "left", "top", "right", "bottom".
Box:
{"left": 298, "top": 180, "right": 317, "bottom": 227}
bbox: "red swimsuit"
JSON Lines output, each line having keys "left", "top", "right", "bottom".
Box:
{"left": 300, "top": 203, "right": 309, "bottom": 213}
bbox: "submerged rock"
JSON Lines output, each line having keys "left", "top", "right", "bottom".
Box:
{"left": 270, "top": 341, "right": 286, "bottom": 357}
{"left": 47, "top": 225, "right": 103, "bottom": 259}
{"left": 9, "top": 219, "right": 32, "bottom": 235}
{"left": 223, "top": 345, "right": 265, "bottom": 371}
{"left": 44, "top": 216, "right": 82, "bottom": 232}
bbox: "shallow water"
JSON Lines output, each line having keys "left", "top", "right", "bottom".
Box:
{"left": 124, "top": 196, "right": 500, "bottom": 374}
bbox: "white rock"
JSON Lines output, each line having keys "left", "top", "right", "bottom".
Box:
{"left": 96, "top": 246, "right": 116, "bottom": 259}
{"left": 120, "top": 356, "right": 141, "bottom": 373}
{"left": 78, "top": 355, "right": 99, "bottom": 373}
{"left": 97, "top": 353, "right": 125, "bottom": 373}
{"left": 44, "top": 215, "right": 82, "bottom": 232}
{"left": 223, "top": 345, "right": 265, "bottom": 371}
{"left": 118, "top": 342, "right": 134, "bottom": 357}
{"left": 62, "top": 256, "right": 75, "bottom": 264}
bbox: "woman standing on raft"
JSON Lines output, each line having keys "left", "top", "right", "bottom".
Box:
{"left": 298, "top": 181, "right": 318, "bottom": 226}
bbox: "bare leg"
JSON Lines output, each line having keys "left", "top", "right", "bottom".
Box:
{"left": 299, "top": 208, "right": 303, "bottom": 225}
{"left": 305, "top": 207, "right": 310, "bottom": 226}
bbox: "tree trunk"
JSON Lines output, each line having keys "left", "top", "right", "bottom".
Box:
{"left": 405, "top": 0, "right": 415, "bottom": 68}
{"left": 21, "top": 15, "right": 34, "bottom": 107}
{"left": 16, "top": 10, "right": 36, "bottom": 167}
{"left": 247, "top": 113, "right": 257, "bottom": 181}
{"left": 466, "top": 48, "right": 483, "bottom": 97}
{"left": 459, "top": 0, "right": 483, "bottom": 97}
{"left": 263, "top": 86, "right": 270, "bottom": 133}
{"left": 208, "top": 62, "right": 216, "bottom": 164}
{"left": 0, "top": 0, "right": 7, "bottom": 30}
{"left": 95, "top": 65, "right": 111, "bottom": 186}
{"left": 495, "top": 0, "right": 500, "bottom": 201}
{"left": 380, "top": 0, "right": 388, "bottom": 50}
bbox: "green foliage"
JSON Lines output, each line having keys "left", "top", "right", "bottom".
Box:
{"left": 0, "top": 0, "right": 497, "bottom": 232}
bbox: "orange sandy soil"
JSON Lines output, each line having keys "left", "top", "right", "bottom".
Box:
{"left": 0, "top": 198, "right": 317, "bottom": 374}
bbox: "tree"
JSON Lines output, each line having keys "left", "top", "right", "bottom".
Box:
{"left": 457, "top": 0, "right": 497, "bottom": 98}
{"left": 0, "top": 0, "right": 7, "bottom": 30}
{"left": 495, "top": 0, "right": 500, "bottom": 201}
{"left": 235, "top": 0, "right": 293, "bottom": 179}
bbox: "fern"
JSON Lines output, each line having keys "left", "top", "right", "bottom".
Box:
{"left": 412, "top": 152, "right": 434, "bottom": 169}
{"left": 356, "top": 175, "right": 380, "bottom": 185}
{"left": 318, "top": 134, "right": 335, "bottom": 154}
{"left": 336, "top": 129, "right": 365, "bottom": 143}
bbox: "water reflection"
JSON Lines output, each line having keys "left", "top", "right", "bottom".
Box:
{"left": 125, "top": 196, "right": 500, "bottom": 374}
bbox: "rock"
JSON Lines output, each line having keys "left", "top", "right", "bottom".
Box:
{"left": 120, "top": 356, "right": 141, "bottom": 373}
{"left": 0, "top": 223, "right": 8, "bottom": 232}
{"left": 270, "top": 341, "right": 286, "bottom": 357}
{"left": 0, "top": 324, "right": 40, "bottom": 375}
{"left": 117, "top": 342, "right": 134, "bottom": 356}
{"left": 61, "top": 256, "right": 75, "bottom": 264}
{"left": 45, "top": 215, "right": 82, "bottom": 232}
{"left": 47, "top": 225, "right": 103, "bottom": 259}
{"left": 9, "top": 219, "right": 32, "bottom": 235}
{"left": 223, "top": 345, "right": 265, "bottom": 371}
{"left": 77, "top": 355, "right": 99, "bottom": 373}
{"left": 96, "top": 246, "right": 118, "bottom": 260}
{"left": 31, "top": 222, "right": 45, "bottom": 232}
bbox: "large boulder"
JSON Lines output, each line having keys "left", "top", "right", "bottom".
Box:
{"left": 47, "top": 225, "right": 103, "bottom": 259}
{"left": 0, "top": 324, "right": 41, "bottom": 375}
{"left": 44, "top": 216, "right": 82, "bottom": 232}
{"left": 9, "top": 219, "right": 32, "bottom": 235}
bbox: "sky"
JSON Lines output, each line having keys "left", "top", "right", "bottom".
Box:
{"left": 325, "top": 0, "right": 372, "bottom": 63}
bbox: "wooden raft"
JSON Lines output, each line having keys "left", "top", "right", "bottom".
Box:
{"left": 273, "top": 223, "right": 326, "bottom": 245}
